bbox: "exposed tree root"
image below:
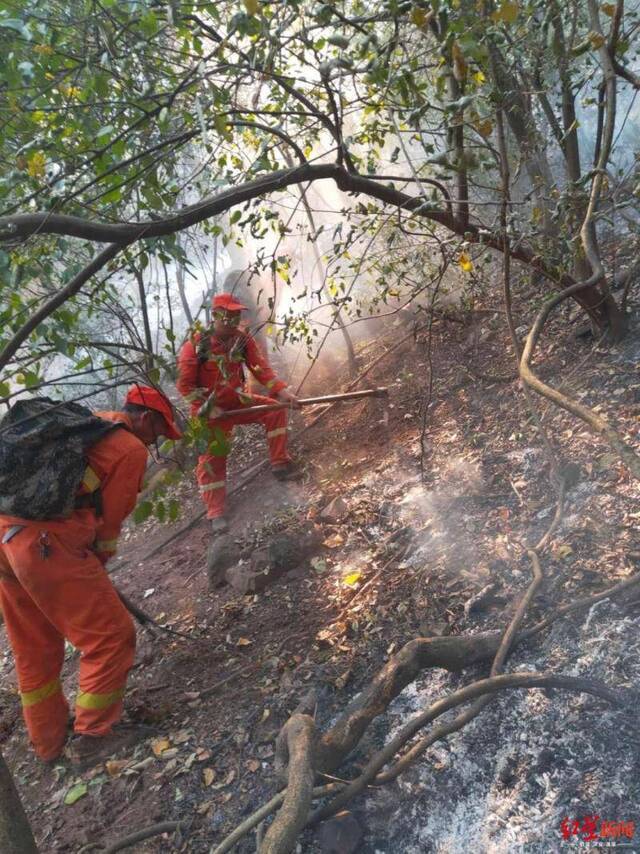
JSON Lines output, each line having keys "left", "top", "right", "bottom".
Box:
{"left": 210, "top": 785, "right": 341, "bottom": 854}
{"left": 310, "top": 671, "right": 631, "bottom": 824}
{"left": 260, "top": 709, "right": 317, "bottom": 854}
{"left": 315, "top": 632, "right": 507, "bottom": 773}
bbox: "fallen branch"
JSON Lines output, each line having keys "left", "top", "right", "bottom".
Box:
{"left": 103, "top": 820, "right": 183, "bottom": 853}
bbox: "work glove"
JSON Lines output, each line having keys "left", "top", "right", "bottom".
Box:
{"left": 197, "top": 397, "right": 223, "bottom": 420}
{"left": 277, "top": 388, "right": 302, "bottom": 408}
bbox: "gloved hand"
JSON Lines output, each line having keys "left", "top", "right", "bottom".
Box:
{"left": 277, "top": 387, "right": 302, "bottom": 408}
{"left": 197, "top": 398, "right": 223, "bottom": 419}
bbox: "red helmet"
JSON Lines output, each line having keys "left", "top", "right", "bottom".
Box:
{"left": 125, "top": 385, "right": 182, "bottom": 440}
{"left": 212, "top": 293, "right": 248, "bottom": 312}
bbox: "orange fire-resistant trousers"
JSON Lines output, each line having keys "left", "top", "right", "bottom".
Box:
{"left": 0, "top": 518, "right": 135, "bottom": 760}
{"left": 196, "top": 392, "right": 291, "bottom": 519}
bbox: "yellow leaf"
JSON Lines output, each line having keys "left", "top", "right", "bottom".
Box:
{"left": 459, "top": 252, "right": 474, "bottom": 273}
{"left": 244, "top": 0, "right": 260, "bottom": 14}
{"left": 34, "top": 44, "right": 54, "bottom": 55}
{"left": 27, "top": 151, "right": 46, "bottom": 179}
{"left": 555, "top": 544, "right": 573, "bottom": 559}
{"left": 474, "top": 70, "right": 486, "bottom": 85}
{"left": 474, "top": 117, "right": 493, "bottom": 138}
{"left": 588, "top": 30, "right": 606, "bottom": 49}
{"left": 600, "top": 2, "right": 616, "bottom": 16}
{"left": 151, "top": 737, "right": 171, "bottom": 757}
{"left": 203, "top": 767, "right": 216, "bottom": 786}
{"left": 343, "top": 571, "right": 362, "bottom": 587}
{"left": 492, "top": 1, "right": 519, "bottom": 24}
{"left": 410, "top": 7, "right": 434, "bottom": 29}
{"left": 236, "top": 637, "right": 252, "bottom": 646}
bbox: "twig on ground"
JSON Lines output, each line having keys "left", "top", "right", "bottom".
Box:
{"left": 103, "top": 821, "right": 184, "bottom": 853}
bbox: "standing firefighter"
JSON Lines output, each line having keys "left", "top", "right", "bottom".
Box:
{"left": 0, "top": 386, "right": 181, "bottom": 765}
{"left": 177, "top": 292, "right": 301, "bottom": 534}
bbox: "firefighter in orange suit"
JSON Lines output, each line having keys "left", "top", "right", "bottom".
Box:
{"left": 177, "top": 292, "right": 301, "bottom": 534}
{"left": 0, "top": 386, "right": 181, "bottom": 765}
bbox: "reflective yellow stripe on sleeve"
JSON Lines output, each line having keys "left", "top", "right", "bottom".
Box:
{"left": 200, "top": 481, "right": 226, "bottom": 492}
{"left": 82, "top": 466, "right": 101, "bottom": 492}
{"left": 95, "top": 538, "right": 118, "bottom": 553}
{"left": 21, "top": 678, "right": 62, "bottom": 708}
{"left": 76, "top": 687, "right": 125, "bottom": 711}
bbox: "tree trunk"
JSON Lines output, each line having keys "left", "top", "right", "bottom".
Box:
{"left": 0, "top": 752, "right": 38, "bottom": 854}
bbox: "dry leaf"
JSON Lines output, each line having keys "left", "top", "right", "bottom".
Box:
{"left": 105, "top": 759, "right": 130, "bottom": 777}
{"left": 203, "top": 767, "right": 216, "bottom": 787}
{"left": 323, "top": 533, "right": 345, "bottom": 549}
{"left": 196, "top": 748, "right": 212, "bottom": 762}
{"left": 246, "top": 759, "right": 260, "bottom": 773}
{"left": 236, "top": 637, "right": 252, "bottom": 646}
{"left": 172, "top": 730, "right": 191, "bottom": 745}
{"left": 151, "top": 737, "right": 171, "bottom": 757}
{"left": 160, "top": 748, "right": 179, "bottom": 760}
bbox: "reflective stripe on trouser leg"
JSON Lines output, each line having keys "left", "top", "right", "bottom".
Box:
{"left": 76, "top": 687, "right": 125, "bottom": 710}
{"left": 22, "top": 685, "right": 69, "bottom": 760}
{"left": 263, "top": 408, "right": 291, "bottom": 465}
{"left": 196, "top": 452, "right": 228, "bottom": 519}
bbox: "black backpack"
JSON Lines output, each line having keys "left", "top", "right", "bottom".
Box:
{"left": 0, "top": 397, "right": 123, "bottom": 520}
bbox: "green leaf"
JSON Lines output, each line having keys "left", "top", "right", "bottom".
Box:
{"left": 168, "top": 499, "right": 180, "bottom": 522}
{"left": 327, "top": 34, "right": 350, "bottom": 49}
{"left": 0, "top": 382, "right": 10, "bottom": 399}
{"left": 134, "top": 501, "right": 153, "bottom": 524}
{"left": 139, "top": 11, "right": 158, "bottom": 37}
{"left": 229, "top": 210, "right": 241, "bottom": 225}
{"left": 64, "top": 783, "right": 88, "bottom": 805}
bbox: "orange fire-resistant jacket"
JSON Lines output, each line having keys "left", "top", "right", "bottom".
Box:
{"left": 176, "top": 330, "right": 287, "bottom": 413}
{"left": 86, "top": 411, "right": 148, "bottom": 562}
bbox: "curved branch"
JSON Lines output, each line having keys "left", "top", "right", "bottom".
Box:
{"left": 260, "top": 713, "right": 316, "bottom": 854}
{"left": 0, "top": 243, "right": 125, "bottom": 373}
{"left": 312, "top": 671, "right": 631, "bottom": 823}
{"left": 229, "top": 120, "right": 307, "bottom": 164}
{"left": 0, "top": 164, "right": 342, "bottom": 244}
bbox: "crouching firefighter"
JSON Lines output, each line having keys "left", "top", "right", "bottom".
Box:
{"left": 176, "top": 292, "right": 302, "bottom": 536}
{"left": 0, "top": 385, "right": 181, "bottom": 765}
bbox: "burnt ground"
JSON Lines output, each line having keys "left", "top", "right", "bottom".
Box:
{"left": 1, "top": 290, "right": 640, "bottom": 853}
